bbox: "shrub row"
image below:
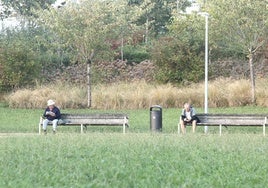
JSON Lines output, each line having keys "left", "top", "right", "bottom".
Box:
{"left": 40, "top": 60, "right": 155, "bottom": 85}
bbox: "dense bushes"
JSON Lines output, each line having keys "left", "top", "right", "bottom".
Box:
{"left": 37, "top": 60, "right": 155, "bottom": 85}
{"left": 122, "top": 45, "right": 150, "bottom": 63}
{"left": 0, "top": 32, "right": 40, "bottom": 92}
{"left": 150, "top": 36, "right": 204, "bottom": 83}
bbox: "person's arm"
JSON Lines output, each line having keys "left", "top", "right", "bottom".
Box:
{"left": 181, "top": 109, "right": 186, "bottom": 120}
{"left": 191, "top": 107, "right": 196, "bottom": 116}
{"left": 191, "top": 107, "right": 200, "bottom": 122}
{"left": 43, "top": 108, "right": 49, "bottom": 118}
{"left": 54, "top": 107, "right": 61, "bottom": 119}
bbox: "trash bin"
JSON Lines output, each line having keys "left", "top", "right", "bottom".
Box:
{"left": 150, "top": 105, "right": 162, "bottom": 132}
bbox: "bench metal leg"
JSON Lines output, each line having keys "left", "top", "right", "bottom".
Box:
{"left": 123, "top": 117, "right": 127, "bottom": 134}
{"left": 81, "top": 124, "right": 83, "bottom": 134}
{"left": 204, "top": 126, "right": 208, "bottom": 134}
{"left": 39, "top": 123, "right": 41, "bottom": 135}
{"left": 39, "top": 116, "right": 43, "bottom": 135}
{"left": 123, "top": 123, "right": 125, "bottom": 134}
{"left": 219, "top": 124, "right": 222, "bottom": 136}
{"left": 263, "top": 117, "right": 267, "bottom": 136}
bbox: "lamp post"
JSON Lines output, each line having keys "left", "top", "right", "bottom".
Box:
{"left": 198, "top": 12, "right": 209, "bottom": 133}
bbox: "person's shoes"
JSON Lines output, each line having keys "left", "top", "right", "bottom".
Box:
{"left": 44, "top": 130, "right": 47, "bottom": 135}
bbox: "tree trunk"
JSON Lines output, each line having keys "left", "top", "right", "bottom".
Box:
{"left": 87, "top": 61, "right": 91, "bottom": 108}
{"left": 121, "top": 36, "right": 124, "bottom": 61}
{"left": 248, "top": 52, "right": 256, "bottom": 104}
{"left": 145, "top": 17, "right": 149, "bottom": 44}
{"left": 87, "top": 50, "right": 95, "bottom": 108}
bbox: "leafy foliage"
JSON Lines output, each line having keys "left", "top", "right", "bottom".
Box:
{"left": 0, "top": 0, "right": 56, "bottom": 18}
{"left": 123, "top": 45, "right": 150, "bottom": 63}
{"left": 134, "top": 0, "right": 190, "bottom": 37}
{"left": 151, "top": 15, "right": 205, "bottom": 83}
{"left": 38, "top": 0, "right": 147, "bottom": 63}
{"left": 0, "top": 29, "right": 41, "bottom": 91}
{"left": 208, "top": 0, "right": 268, "bottom": 56}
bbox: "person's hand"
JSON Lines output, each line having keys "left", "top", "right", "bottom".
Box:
{"left": 184, "top": 118, "right": 191, "bottom": 122}
{"left": 46, "top": 111, "right": 55, "bottom": 116}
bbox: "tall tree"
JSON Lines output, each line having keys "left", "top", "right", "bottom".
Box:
{"left": 134, "top": 0, "right": 190, "bottom": 41}
{"left": 38, "top": 0, "right": 147, "bottom": 107}
{"left": 207, "top": 0, "right": 268, "bottom": 104}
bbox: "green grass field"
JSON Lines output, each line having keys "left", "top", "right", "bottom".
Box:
{"left": 1, "top": 105, "right": 268, "bottom": 187}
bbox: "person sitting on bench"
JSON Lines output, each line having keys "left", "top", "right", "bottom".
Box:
{"left": 180, "top": 103, "right": 199, "bottom": 134}
{"left": 42, "top": 99, "right": 61, "bottom": 134}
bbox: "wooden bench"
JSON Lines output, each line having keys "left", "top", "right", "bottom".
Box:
{"left": 39, "top": 113, "right": 129, "bottom": 134}
{"left": 178, "top": 114, "right": 268, "bottom": 136}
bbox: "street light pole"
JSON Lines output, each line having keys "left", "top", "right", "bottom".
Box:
{"left": 204, "top": 13, "right": 209, "bottom": 133}
{"left": 198, "top": 12, "right": 209, "bottom": 133}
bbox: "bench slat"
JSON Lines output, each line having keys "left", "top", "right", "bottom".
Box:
{"left": 61, "top": 114, "right": 128, "bottom": 119}
{"left": 197, "top": 114, "right": 266, "bottom": 125}
{"left": 62, "top": 118, "right": 128, "bottom": 125}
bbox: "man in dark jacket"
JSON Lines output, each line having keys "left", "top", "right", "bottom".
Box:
{"left": 180, "top": 103, "right": 199, "bottom": 134}
{"left": 43, "top": 99, "right": 61, "bottom": 134}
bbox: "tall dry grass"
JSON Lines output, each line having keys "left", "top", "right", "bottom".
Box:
{"left": 256, "top": 78, "right": 268, "bottom": 106}
{"left": 5, "top": 78, "right": 268, "bottom": 109}
{"left": 6, "top": 82, "right": 87, "bottom": 109}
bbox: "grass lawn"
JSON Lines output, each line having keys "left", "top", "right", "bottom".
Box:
{"left": 1, "top": 105, "right": 268, "bottom": 187}
{"left": 1, "top": 133, "right": 268, "bottom": 187}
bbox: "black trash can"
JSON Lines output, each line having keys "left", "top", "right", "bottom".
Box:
{"left": 150, "top": 105, "right": 162, "bottom": 132}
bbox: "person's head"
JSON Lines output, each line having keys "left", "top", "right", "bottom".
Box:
{"left": 47, "top": 99, "right": 55, "bottom": 109}
{"left": 183, "top": 103, "right": 191, "bottom": 112}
